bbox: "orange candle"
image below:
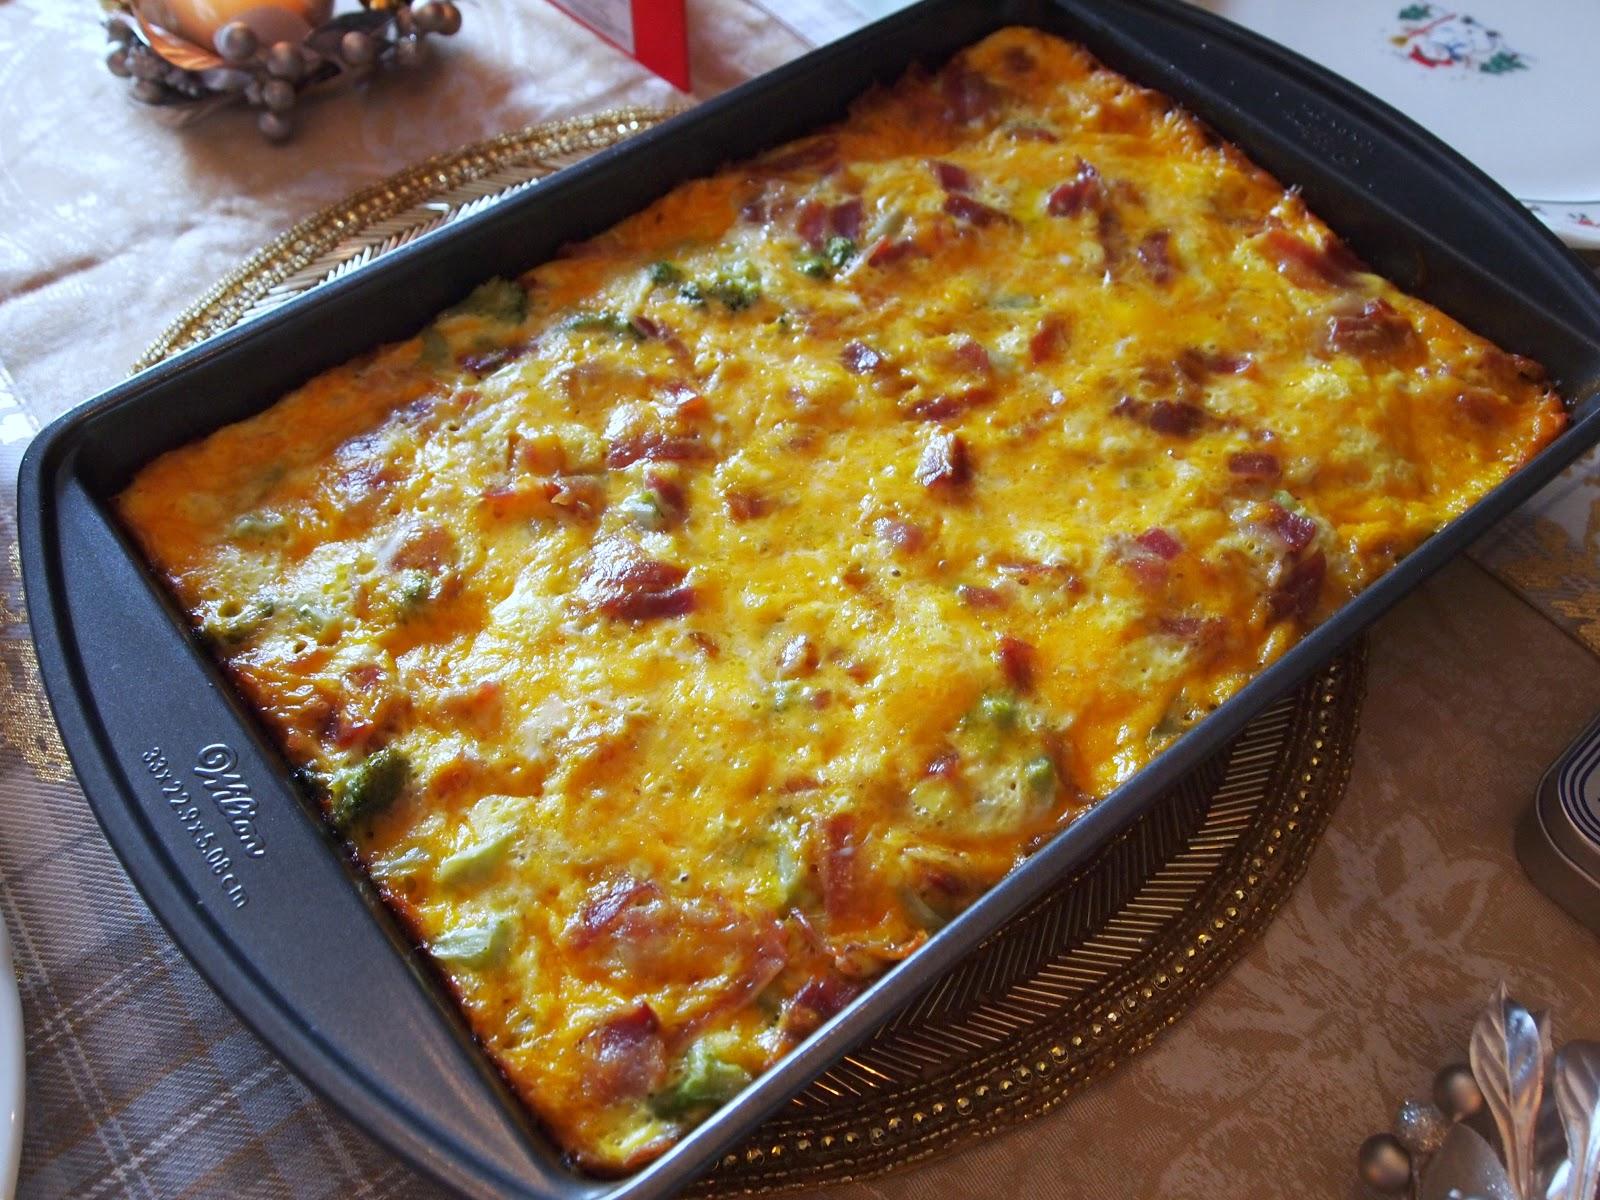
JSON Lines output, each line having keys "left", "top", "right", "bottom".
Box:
{"left": 137, "top": 0, "right": 333, "bottom": 48}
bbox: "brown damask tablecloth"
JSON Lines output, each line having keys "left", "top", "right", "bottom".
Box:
{"left": 3, "top": 2, "right": 1600, "bottom": 1197}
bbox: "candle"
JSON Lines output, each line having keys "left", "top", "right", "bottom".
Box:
{"left": 136, "top": 0, "right": 333, "bottom": 50}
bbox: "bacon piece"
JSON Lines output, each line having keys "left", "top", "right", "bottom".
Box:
{"left": 911, "top": 860, "right": 977, "bottom": 914}
{"left": 780, "top": 974, "right": 861, "bottom": 1039}
{"left": 345, "top": 663, "right": 383, "bottom": 692}
{"left": 1268, "top": 549, "right": 1327, "bottom": 624}
{"left": 865, "top": 237, "right": 917, "bottom": 267}
{"left": 1046, "top": 159, "right": 1105, "bottom": 217}
{"left": 629, "top": 314, "right": 667, "bottom": 341}
{"left": 795, "top": 198, "right": 828, "bottom": 249}
{"left": 819, "top": 814, "right": 861, "bottom": 924}
{"left": 661, "top": 382, "right": 707, "bottom": 419}
{"left": 438, "top": 679, "right": 503, "bottom": 727}
{"left": 571, "top": 876, "right": 660, "bottom": 948}
{"left": 332, "top": 435, "right": 396, "bottom": 506}
{"left": 1001, "top": 45, "right": 1035, "bottom": 74}
{"left": 1455, "top": 386, "right": 1506, "bottom": 425}
{"left": 1137, "top": 230, "right": 1176, "bottom": 285}
{"left": 460, "top": 348, "right": 515, "bottom": 375}
{"left": 841, "top": 340, "right": 883, "bottom": 374}
{"left": 1007, "top": 123, "right": 1059, "bottom": 143}
{"left": 1261, "top": 228, "right": 1360, "bottom": 289}
{"left": 915, "top": 432, "right": 970, "bottom": 490}
{"left": 643, "top": 469, "right": 686, "bottom": 526}
{"left": 907, "top": 386, "right": 992, "bottom": 422}
{"left": 995, "top": 634, "right": 1036, "bottom": 692}
{"left": 605, "top": 430, "right": 709, "bottom": 469}
{"left": 1029, "top": 314, "right": 1068, "bottom": 364}
{"left": 1324, "top": 298, "right": 1417, "bottom": 357}
{"left": 1124, "top": 556, "right": 1168, "bottom": 590}
{"left": 1264, "top": 502, "right": 1317, "bottom": 552}
{"left": 1145, "top": 399, "right": 1205, "bottom": 437}
{"left": 1157, "top": 615, "right": 1224, "bottom": 645}
{"left": 951, "top": 338, "right": 991, "bottom": 374}
{"left": 944, "top": 193, "right": 1016, "bottom": 228}
{"left": 777, "top": 634, "right": 820, "bottom": 679}
{"left": 724, "top": 489, "right": 770, "bottom": 522}
{"left": 957, "top": 584, "right": 1005, "bottom": 609}
{"left": 1480, "top": 347, "right": 1547, "bottom": 386}
{"left": 479, "top": 481, "right": 554, "bottom": 521}
{"left": 1228, "top": 451, "right": 1282, "bottom": 481}
{"left": 875, "top": 517, "right": 925, "bottom": 554}
{"left": 324, "top": 710, "right": 374, "bottom": 751}
{"left": 715, "top": 919, "right": 789, "bottom": 1025}
{"left": 830, "top": 198, "right": 863, "bottom": 241}
{"left": 1113, "top": 395, "right": 1207, "bottom": 438}
{"left": 578, "top": 538, "right": 695, "bottom": 621}
{"left": 940, "top": 66, "right": 1000, "bottom": 124}
{"left": 997, "top": 559, "right": 1083, "bottom": 592}
{"left": 930, "top": 160, "right": 973, "bottom": 192}
{"left": 550, "top": 474, "right": 606, "bottom": 519}
{"left": 398, "top": 394, "right": 438, "bottom": 424}
{"left": 579, "top": 1004, "right": 667, "bottom": 1103}
{"left": 761, "top": 136, "right": 838, "bottom": 174}
{"left": 1177, "top": 347, "right": 1253, "bottom": 379}
{"left": 1135, "top": 528, "right": 1182, "bottom": 560}
{"left": 1123, "top": 529, "right": 1180, "bottom": 590}
{"left": 386, "top": 523, "right": 456, "bottom": 572}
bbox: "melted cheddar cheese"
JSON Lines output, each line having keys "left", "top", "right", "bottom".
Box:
{"left": 118, "top": 28, "right": 1565, "bottom": 1170}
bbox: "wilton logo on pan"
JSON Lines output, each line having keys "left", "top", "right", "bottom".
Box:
{"left": 141, "top": 746, "right": 248, "bottom": 909}
{"left": 192, "top": 743, "right": 267, "bottom": 859}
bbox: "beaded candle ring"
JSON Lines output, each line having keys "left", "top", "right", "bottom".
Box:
{"left": 103, "top": 0, "right": 463, "bottom": 142}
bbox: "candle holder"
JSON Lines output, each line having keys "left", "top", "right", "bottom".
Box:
{"left": 1356, "top": 983, "right": 1600, "bottom": 1200}
{"left": 102, "top": 0, "right": 463, "bottom": 143}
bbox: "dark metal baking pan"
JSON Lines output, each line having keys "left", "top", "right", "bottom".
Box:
{"left": 18, "top": 0, "right": 1600, "bottom": 1196}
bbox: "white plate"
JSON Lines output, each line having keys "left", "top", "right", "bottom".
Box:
{"left": 0, "top": 918, "right": 21, "bottom": 1199}
{"left": 1193, "top": 0, "right": 1600, "bottom": 249}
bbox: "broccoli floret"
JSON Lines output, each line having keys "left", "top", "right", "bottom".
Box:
{"left": 419, "top": 326, "right": 451, "bottom": 368}
{"left": 824, "top": 236, "right": 857, "bottom": 271}
{"left": 1022, "top": 754, "right": 1058, "bottom": 797}
{"left": 430, "top": 915, "right": 511, "bottom": 969}
{"left": 972, "top": 691, "right": 1020, "bottom": 731}
{"left": 649, "top": 1041, "right": 751, "bottom": 1118}
{"left": 228, "top": 511, "right": 287, "bottom": 541}
{"left": 208, "top": 598, "right": 275, "bottom": 644}
{"left": 446, "top": 278, "right": 527, "bottom": 324}
{"left": 647, "top": 260, "right": 685, "bottom": 286}
{"left": 707, "top": 261, "right": 762, "bottom": 311}
{"left": 369, "top": 846, "right": 431, "bottom": 881}
{"left": 795, "top": 251, "right": 831, "bottom": 279}
{"left": 620, "top": 491, "right": 668, "bottom": 531}
{"left": 796, "top": 238, "right": 859, "bottom": 280}
{"left": 435, "top": 832, "right": 513, "bottom": 885}
{"left": 561, "top": 310, "right": 643, "bottom": 339}
{"left": 327, "top": 746, "right": 410, "bottom": 829}
{"left": 394, "top": 569, "right": 434, "bottom": 612}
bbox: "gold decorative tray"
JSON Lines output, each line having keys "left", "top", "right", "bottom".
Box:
{"left": 141, "top": 109, "right": 1367, "bottom": 1194}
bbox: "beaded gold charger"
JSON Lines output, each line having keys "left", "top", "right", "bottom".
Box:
{"left": 140, "top": 108, "right": 1368, "bottom": 1194}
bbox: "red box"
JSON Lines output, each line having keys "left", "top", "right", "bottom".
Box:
{"left": 545, "top": 0, "right": 691, "bottom": 90}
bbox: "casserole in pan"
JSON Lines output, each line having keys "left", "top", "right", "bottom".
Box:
{"left": 18, "top": 1, "right": 1600, "bottom": 1197}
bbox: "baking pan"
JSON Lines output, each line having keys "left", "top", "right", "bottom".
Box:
{"left": 18, "top": 0, "right": 1600, "bottom": 1196}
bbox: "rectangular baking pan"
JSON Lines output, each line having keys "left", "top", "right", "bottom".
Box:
{"left": 18, "top": 0, "right": 1600, "bottom": 1196}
